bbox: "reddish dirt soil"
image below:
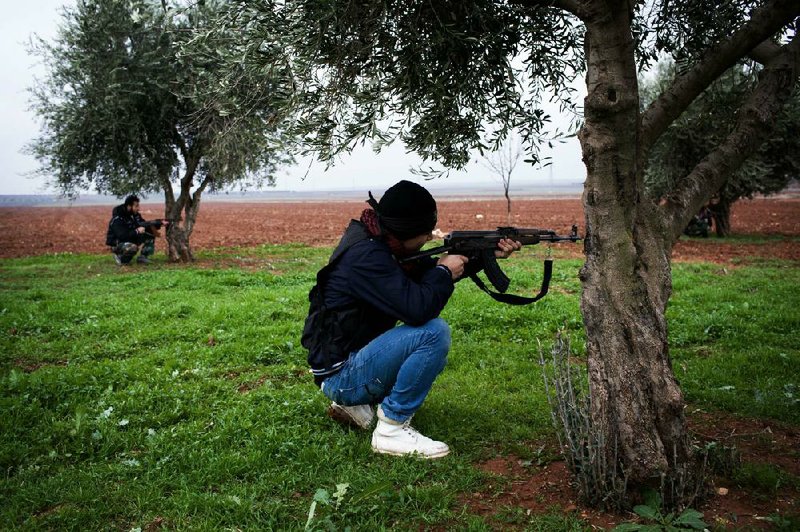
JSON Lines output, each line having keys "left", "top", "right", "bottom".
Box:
{"left": 465, "top": 410, "right": 800, "bottom": 530}
{"left": 0, "top": 197, "right": 798, "bottom": 261}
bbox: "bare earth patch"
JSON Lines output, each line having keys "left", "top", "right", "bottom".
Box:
{"left": 465, "top": 456, "right": 622, "bottom": 529}
{"left": 13, "top": 358, "right": 68, "bottom": 373}
{"left": 464, "top": 410, "right": 799, "bottom": 529}
{"left": 237, "top": 375, "right": 269, "bottom": 394}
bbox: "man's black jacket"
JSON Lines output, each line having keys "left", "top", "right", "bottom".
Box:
{"left": 105, "top": 204, "right": 162, "bottom": 247}
{"left": 302, "top": 221, "right": 455, "bottom": 381}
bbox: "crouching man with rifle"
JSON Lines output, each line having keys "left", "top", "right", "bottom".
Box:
{"left": 104, "top": 195, "right": 170, "bottom": 265}
{"left": 302, "top": 180, "right": 579, "bottom": 458}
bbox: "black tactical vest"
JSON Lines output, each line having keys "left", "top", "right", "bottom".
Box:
{"left": 302, "top": 221, "right": 380, "bottom": 383}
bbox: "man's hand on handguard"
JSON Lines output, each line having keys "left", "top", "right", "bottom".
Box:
{"left": 437, "top": 254, "right": 469, "bottom": 280}
{"left": 136, "top": 227, "right": 145, "bottom": 234}
{"left": 495, "top": 238, "right": 522, "bottom": 259}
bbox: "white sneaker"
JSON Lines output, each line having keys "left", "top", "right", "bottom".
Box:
{"left": 320, "top": 381, "right": 375, "bottom": 430}
{"left": 327, "top": 402, "right": 375, "bottom": 430}
{"left": 371, "top": 406, "right": 450, "bottom": 459}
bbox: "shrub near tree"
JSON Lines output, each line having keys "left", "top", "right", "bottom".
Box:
{"left": 642, "top": 61, "right": 800, "bottom": 237}
{"left": 221, "top": 0, "right": 800, "bottom": 508}
{"left": 28, "top": 0, "right": 293, "bottom": 261}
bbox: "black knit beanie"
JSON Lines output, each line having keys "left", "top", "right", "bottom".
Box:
{"left": 366, "top": 180, "right": 438, "bottom": 240}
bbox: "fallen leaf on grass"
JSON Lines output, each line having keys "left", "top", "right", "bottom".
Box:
{"left": 143, "top": 516, "right": 165, "bottom": 531}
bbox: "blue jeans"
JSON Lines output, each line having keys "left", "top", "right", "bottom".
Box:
{"left": 321, "top": 318, "right": 451, "bottom": 423}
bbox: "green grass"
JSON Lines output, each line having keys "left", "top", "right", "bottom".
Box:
{"left": 1, "top": 246, "right": 798, "bottom": 530}
{"left": 679, "top": 234, "right": 800, "bottom": 245}
{"left": 733, "top": 463, "right": 800, "bottom": 497}
{"left": 669, "top": 261, "right": 800, "bottom": 420}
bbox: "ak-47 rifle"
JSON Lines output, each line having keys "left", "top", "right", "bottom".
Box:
{"left": 139, "top": 218, "right": 179, "bottom": 239}
{"left": 400, "top": 225, "right": 582, "bottom": 305}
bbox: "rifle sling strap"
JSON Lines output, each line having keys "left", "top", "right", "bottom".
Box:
{"left": 469, "top": 259, "right": 553, "bottom": 305}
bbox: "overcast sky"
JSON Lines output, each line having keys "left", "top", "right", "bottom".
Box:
{"left": 0, "top": 1, "right": 587, "bottom": 196}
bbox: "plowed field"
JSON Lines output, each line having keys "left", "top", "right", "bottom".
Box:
{"left": 1, "top": 198, "right": 798, "bottom": 262}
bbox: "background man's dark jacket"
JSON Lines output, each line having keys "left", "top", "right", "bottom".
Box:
{"left": 105, "top": 204, "right": 162, "bottom": 247}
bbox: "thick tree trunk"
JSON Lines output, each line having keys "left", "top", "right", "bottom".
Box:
{"left": 158, "top": 167, "right": 193, "bottom": 262}
{"left": 578, "top": 4, "right": 690, "bottom": 496}
{"left": 166, "top": 225, "right": 194, "bottom": 262}
{"left": 709, "top": 198, "right": 732, "bottom": 237}
{"left": 165, "top": 195, "right": 204, "bottom": 262}
{"left": 162, "top": 151, "right": 211, "bottom": 263}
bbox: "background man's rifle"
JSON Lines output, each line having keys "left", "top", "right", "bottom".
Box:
{"left": 400, "top": 225, "right": 582, "bottom": 305}
{"left": 140, "top": 219, "right": 178, "bottom": 238}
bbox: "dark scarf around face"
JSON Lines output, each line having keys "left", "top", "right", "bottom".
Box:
{"left": 360, "top": 208, "right": 419, "bottom": 273}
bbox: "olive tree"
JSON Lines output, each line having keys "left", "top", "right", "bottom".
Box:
{"left": 222, "top": 0, "right": 800, "bottom": 506}
{"left": 28, "top": 0, "right": 293, "bottom": 261}
{"left": 643, "top": 61, "right": 800, "bottom": 236}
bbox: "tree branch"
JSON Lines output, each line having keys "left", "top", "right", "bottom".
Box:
{"left": 160, "top": 167, "right": 175, "bottom": 217}
{"left": 174, "top": 127, "right": 189, "bottom": 162}
{"left": 171, "top": 148, "right": 202, "bottom": 221}
{"left": 509, "top": 0, "right": 588, "bottom": 21}
{"left": 192, "top": 174, "right": 212, "bottom": 204}
{"left": 640, "top": 0, "right": 800, "bottom": 152}
{"left": 749, "top": 40, "right": 783, "bottom": 65}
{"left": 662, "top": 34, "right": 800, "bottom": 243}
{"left": 184, "top": 175, "right": 212, "bottom": 235}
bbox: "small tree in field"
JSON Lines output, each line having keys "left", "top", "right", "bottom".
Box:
{"left": 28, "top": 0, "right": 292, "bottom": 261}
{"left": 642, "top": 62, "right": 800, "bottom": 236}
{"left": 222, "top": 0, "right": 800, "bottom": 508}
{"left": 479, "top": 133, "right": 524, "bottom": 225}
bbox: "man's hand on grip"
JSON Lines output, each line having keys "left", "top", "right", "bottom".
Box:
{"left": 495, "top": 238, "right": 522, "bottom": 259}
{"left": 437, "top": 254, "right": 469, "bottom": 280}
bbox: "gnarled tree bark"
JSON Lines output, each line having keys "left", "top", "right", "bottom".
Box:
{"left": 576, "top": 0, "right": 800, "bottom": 502}
{"left": 578, "top": 2, "right": 690, "bottom": 493}
{"left": 162, "top": 140, "right": 213, "bottom": 263}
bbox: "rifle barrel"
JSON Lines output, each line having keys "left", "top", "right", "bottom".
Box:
{"left": 398, "top": 225, "right": 581, "bottom": 263}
